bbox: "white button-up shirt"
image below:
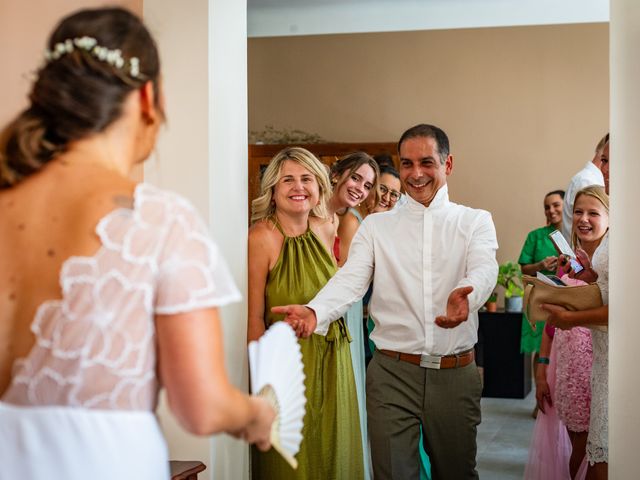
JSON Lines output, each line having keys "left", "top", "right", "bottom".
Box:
{"left": 561, "top": 161, "right": 604, "bottom": 241}
{"left": 308, "top": 184, "right": 498, "bottom": 356}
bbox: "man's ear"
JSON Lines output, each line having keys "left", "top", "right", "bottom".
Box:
{"left": 139, "top": 81, "right": 158, "bottom": 125}
{"left": 445, "top": 154, "right": 454, "bottom": 175}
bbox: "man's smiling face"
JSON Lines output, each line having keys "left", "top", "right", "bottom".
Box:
{"left": 399, "top": 136, "right": 452, "bottom": 207}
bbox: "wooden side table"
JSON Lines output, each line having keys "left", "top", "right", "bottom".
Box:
{"left": 170, "top": 461, "right": 206, "bottom": 480}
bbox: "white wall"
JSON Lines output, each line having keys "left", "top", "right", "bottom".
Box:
{"left": 609, "top": 0, "right": 640, "bottom": 477}
{"left": 208, "top": 0, "right": 250, "bottom": 476}
{"left": 143, "top": 0, "right": 249, "bottom": 478}
{"left": 248, "top": 0, "right": 609, "bottom": 37}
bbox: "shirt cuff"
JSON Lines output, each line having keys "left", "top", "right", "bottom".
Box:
{"left": 454, "top": 281, "right": 484, "bottom": 313}
{"left": 306, "top": 301, "right": 330, "bottom": 336}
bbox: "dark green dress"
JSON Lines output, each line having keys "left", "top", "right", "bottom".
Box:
{"left": 252, "top": 221, "right": 364, "bottom": 479}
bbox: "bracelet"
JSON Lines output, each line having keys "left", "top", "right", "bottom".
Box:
{"left": 537, "top": 357, "right": 550, "bottom": 365}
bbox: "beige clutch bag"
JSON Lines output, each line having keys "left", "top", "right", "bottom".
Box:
{"left": 522, "top": 274, "right": 604, "bottom": 330}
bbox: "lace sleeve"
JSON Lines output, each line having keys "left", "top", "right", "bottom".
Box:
{"left": 593, "top": 233, "right": 609, "bottom": 305}
{"left": 155, "top": 198, "right": 241, "bottom": 314}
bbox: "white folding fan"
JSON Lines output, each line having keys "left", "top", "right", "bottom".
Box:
{"left": 248, "top": 322, "right": 306, "bottom": 469}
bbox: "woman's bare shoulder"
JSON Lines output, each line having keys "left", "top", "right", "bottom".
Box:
{"left": 249, "top": 219, "right": 281, "bottom": 248}
{"left": 310, "top": 215, "right": 336, "bottom": 246}
{"left": 310, "top": 215, "right": 334, "bottom": 232}
{"left": 338, "top": 210, "right": 361, "bottom": 230}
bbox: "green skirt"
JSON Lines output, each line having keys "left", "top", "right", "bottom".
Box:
{"left": 520, "top": 316, "right": 546, "bottom": 353}
{"left": 252, "top": 319, "right": 363, "bottom": 479}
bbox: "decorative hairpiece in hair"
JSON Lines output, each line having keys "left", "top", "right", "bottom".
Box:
{"left": 44, "top": 36, "right": 142, "bottom": 78}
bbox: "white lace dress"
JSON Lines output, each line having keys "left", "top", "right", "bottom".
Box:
{"left": 0, "top": 184, "right": 241, "bottom": 480}
{"left": 586, "top": 233, "right": 609, "bottom": 464}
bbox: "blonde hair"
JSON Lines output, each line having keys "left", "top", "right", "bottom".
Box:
{"left": 571, "top": 185, "right": 609, "bottom": 249}
{"left": 595, "top": 133, "right": 609, "bottom": 154}
{"left": 251, "top": 147, "right": 331, "bottom": 224}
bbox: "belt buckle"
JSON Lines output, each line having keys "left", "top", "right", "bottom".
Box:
{"left": 420, "top": 353, "right": 442, "bottom": 369}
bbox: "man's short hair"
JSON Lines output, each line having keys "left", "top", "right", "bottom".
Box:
{"left": 397, "top": 124, "right": 450, "bottom": 165}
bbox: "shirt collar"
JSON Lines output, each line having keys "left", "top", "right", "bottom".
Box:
{"left": 405, "top": 184, "right": 450, "bottom": 213}
{"left": 585, "top": 161, "right": 602, "bottom": 175}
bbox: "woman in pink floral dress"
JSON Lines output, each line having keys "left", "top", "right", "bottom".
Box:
{"left": 535, "top": 185, "right": 609, "bottom": 479}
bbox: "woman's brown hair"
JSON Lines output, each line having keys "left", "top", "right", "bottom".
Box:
{"left": 330, "top": 151, "right": 381, "bottom": 209}
{"left": 0, "top": 7, "right": 161, "bottom": 188}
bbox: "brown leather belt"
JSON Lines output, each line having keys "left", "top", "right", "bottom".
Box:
{"left": 379, "top": 348, "right": 475, "bottom": 370}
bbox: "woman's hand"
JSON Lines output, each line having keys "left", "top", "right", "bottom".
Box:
{"left": 558, "top": 249, "right": 599, "bottom": 283}
{"left": 241, "top": 396, "right": 276, "bottom": 451}
{"left": 539, "top": 256, "right": 558, "bottom": 272}
{"left": 271, "top": 305, "right": 317, "bottom": 338}
{"left": 535, "top": 369, "right": 552, "bottom": 414}
{"left": 541, "top": 303, "right": 575, "bottom": 330}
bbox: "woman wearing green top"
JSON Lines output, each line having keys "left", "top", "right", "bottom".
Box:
{"left": 248, "top": 147, "right": 363, "bottom": 479}
{"left": 518, "top": 190, "right": 565, "bottom": 354}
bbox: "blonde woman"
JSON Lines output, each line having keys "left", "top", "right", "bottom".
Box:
{"left": 248, "top": 147, "right": 363, "bottom": 479}
{"left": 534, "top": 185, "right": 609, "bottom": 479}
{"left": 543, "top": 181, "right": 610, "bottom": 480}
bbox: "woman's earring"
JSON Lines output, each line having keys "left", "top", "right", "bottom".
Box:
{"left": 143, "top": 111, "right": 155, "bottom": 126}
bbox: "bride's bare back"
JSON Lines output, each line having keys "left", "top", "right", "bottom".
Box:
{"left": 0, "top": 161, "right": 135, "bottom": 397}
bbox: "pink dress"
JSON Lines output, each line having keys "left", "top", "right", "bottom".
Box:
{"left": 524, "top": 342, "right": 572, "bottom": 480}
{"left": 554, "top": 327, "right": 593, "bottom": 432}
{"left": 525, "top": 338, "right": 589, "bottom": 480}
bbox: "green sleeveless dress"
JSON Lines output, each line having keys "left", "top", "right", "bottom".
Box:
{"left": 252, "top": 221, "right": 364, "bottom": 480}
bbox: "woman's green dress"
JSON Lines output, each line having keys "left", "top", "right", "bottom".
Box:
{"left": 252, "top": 222, "right": 363, "bottom": 479}
{"left": 518, "top": 225, "right": 557, "bottom": 353}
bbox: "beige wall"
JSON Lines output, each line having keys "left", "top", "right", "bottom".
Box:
{"left": 249, "top": 23, "right": 609, "bottom": 268}
{"left": 0, "top": 0, "right": 143, "bottom": 179}
{"left": 0, "top": 0, "right": 142, "bottom": 127}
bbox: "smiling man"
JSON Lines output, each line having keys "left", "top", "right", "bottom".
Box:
{"left": 274, "top": 124, "right": 498, "bottom": 479}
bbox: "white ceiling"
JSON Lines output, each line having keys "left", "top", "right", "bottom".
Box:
{"left": 247, "top": 0, "right": 609, "bottom": 37}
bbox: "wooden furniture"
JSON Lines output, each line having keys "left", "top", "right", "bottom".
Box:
{"left": 248, "top": 142, "right": 398, "bottom": 215}
{"left": 476, "top": 310, "right": 532, "bottom": 399}
{"left": 170, "top": 461, "right": 206, "bottom": 480}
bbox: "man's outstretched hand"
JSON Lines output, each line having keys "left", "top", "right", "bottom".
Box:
{"left": 271, "top": 305, "right": 317, "bottom": 338}
{"left": 435, "top": 286, "right": 474, "bottom": 329}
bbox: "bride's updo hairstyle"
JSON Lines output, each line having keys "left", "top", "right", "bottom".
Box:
{"left": 0, "top": 7, "right": 161, "bottom": 188}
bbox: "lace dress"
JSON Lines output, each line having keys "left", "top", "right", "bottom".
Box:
{"left": 0, "top": 184, "right": 241, "bottom": 480}
{"left": 586, "top": 233, "right": 609, "bottom": 464}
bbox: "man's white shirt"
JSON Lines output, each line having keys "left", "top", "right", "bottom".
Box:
{"left": 561, "top": 161, "right": 604, "bottom": 241}
{"left": 308, "top": 185, "right": 498, "bottom": 356}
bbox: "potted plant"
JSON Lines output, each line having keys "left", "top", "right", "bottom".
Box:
{"left": 497, "top": 261, "right": 524, "bottom": 312}
{"left": 485, "top": 291, "right": 498, "bottom": 312}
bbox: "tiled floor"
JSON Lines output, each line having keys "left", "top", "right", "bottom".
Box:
{"left": 477, "top": 390, "right": 537, "bottom": 479}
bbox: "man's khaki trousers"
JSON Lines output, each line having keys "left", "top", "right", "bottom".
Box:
{"left": 367, "top": 350, "right": 482, "bottom": 479}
